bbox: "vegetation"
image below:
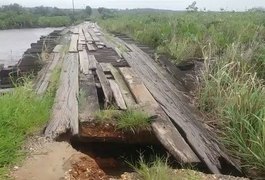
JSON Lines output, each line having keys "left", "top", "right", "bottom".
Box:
{"left": 99, "top": 10, "right": 265, "bottom": 177}
{"left": 0, "top": 65, "right": 61, "bottom": 178}
{"left": 95, "top": 109, "right": 151, "bottom": 132}
{"left": 0, "top": 3, "right": 92, "bottom": 29}
{"left": 134, "top": 156, "right": 201, "bottom": 180}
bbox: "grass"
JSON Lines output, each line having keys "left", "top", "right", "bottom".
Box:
{"left": 95, "top": 109, "right": 151, "bottom": 132}
{"left": 0, "top": 66, "right": 61, "bottom": 178}
{"left": 98, "top": 11, "right": 265, "bottom": 177}
{"left": 133, "top": 156, "right": 201, "bottom": 180}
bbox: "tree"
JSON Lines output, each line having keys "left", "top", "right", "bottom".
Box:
{"left": 85, "top": 6, "right": 92, "bottom": 16}
{"left": 186, "top": 1, "right": 198, "bottom": 12}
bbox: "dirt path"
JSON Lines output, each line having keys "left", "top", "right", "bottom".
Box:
{"left": 11, "top": 138, "right": 110, "bottom": 180}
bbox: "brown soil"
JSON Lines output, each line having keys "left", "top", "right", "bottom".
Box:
{"left": 80, "top": 122, "right": 158, "bottom": 144}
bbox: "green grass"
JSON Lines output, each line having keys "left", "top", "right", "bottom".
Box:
{"left": 133, "top": 156, "right": 201, "bottom": 180}
{"left": 95, "top": 109, "right": 151, "bottom": 132}
{"left": 98, "top": 11, "right": 265, "bottom": 177}
{"left": 0, "top": 66, "right": 61, "bottom": 178}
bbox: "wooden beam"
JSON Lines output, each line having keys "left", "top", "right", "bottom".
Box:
{"left": 88, "top": 55, "right": 97, "bottom": 70}
{"left": 106, "top": 63, "right": 136, "bottom": 108}
{"left": 79, "top": 74, "right": 100, "bottom": 123}
{"left": 109, "top": 79, "right": 127, "bottom": 110}
{"left": 69, "top": 34, "right": 78, "bottom": 53}
{"left": 119, "top": 67, "right": 200, "bottom": 163}
{"left": 79, "top": 50, "right": 89, "bottom": 75}
{"left": 86, "top": 43, "right": 96, "bottom": 51}
{"left": 96, "top": 63, "right": 113, "bottom": 107}
{"left": 45, "top": 53, "right": 79, "bottom": 139}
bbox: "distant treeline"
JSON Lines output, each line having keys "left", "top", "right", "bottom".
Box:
{"left": 0, "top": 3, "right": 93, "bottom": 29}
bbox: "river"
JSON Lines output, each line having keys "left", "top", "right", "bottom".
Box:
{"left": 0, "top": 27, "right": 63, "bottom": 68}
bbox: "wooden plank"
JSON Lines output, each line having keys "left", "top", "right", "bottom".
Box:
{"left": 79, "top": 50, "right": 89, "bottom": 75}
{"left": 78, "top": 44, "right": 83, "bottom": 51}
{"left": 100, "top": 63, "right": 110, "bottom": 73}
{"left": 36, "top": 53, "right": 63, "bottom": 95}
{"left": 53, "top": 45, "right": 63, "bottom": 53}
{"left": 96, "top": 63, "right": 113, "bottom": 107}
{"left": 121, "top": 47, "right": 240, "bottom": 173}
{"left": 109, "top": 79, "right": 127, "bottom": 110}
{"left": 105, "top": 63, "right": 136, "bottom": 108}
{"left": 45, "top": 53, "right": 79, "bottom": 139}
{"left": 83, "top": 29, "right": 93, "bottom": 43}
{"left": 79, "top": 74, "right": 100, "bottom": 123}
{"left": 88, "top": 55, "right": 97, "bottom": 70}
{"left": 86, "top": 43, "right": 96, "bottom": 51}
{"left": 69, "top": 34, "right": 78, "bottom": 53}
{"left": 119, "top": 67, "right": 200, "bottom": 163}
{"left": 88, "top": 29, "right": 100, "bottom": 42}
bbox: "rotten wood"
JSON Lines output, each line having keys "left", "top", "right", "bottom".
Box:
{"left": 119, "top": 67, "right": 200, "bottom": 163}
{"left": 109, "top": 79, "right": 127, "bottom": 110}
{"left": 79, "top": 74, "right": 100, "bottom": 123}
{"left": 45, "top": 53, "right": 79, "bottom": 139}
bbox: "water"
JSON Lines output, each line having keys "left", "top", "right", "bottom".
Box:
{"left": 0, "top": 27, "right": 63, "bottom": 68}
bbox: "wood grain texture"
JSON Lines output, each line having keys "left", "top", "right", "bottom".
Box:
{"left": 88, "top": 55, "right": 97, "bottom": 70}
{"left": 45, "top": 53, "right": 79, "bottom": 139}
{"left": 79, "top": 50, "right": 89, "bottom": 75}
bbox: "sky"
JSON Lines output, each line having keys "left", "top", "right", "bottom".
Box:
{"left": 0, "top": 0, "right": 265, "bottom": 11}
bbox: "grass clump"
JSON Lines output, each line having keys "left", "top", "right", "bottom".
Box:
{"left": 94, "top": 109, "right": 151, "bottom": 132}
{"left": 116, "top": 110, "right": 150, "bottom": 132}
{"left": 134, "top": 156, "right": 201, "bottom": 180}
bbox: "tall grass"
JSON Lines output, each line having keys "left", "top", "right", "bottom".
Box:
{"left": 0, "top": 67, "right": 60, "bottom": 178}
{"left": 99, "top": 11, "right": 265, "bottom": 177}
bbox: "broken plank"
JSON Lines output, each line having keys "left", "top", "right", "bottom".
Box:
{"left": 96, "top": 63, "right": 113, "bottom": 107}
{"left": 69, "top": 34, "right": 79, "bottom": 53}
{"left": 109, "top": 79, "right": 127, "bottom": 110}
{"left": 79, "top": 50, "right": 89, "bottom": 75}
{"left": 88, "top": 55, "right": 97, "bottom": 70}
{"left": 119, "top": 67, "right": 200, "bottom": 163}
{"left": 79, "top": 74, "right": 100, "bottom": 123}
{"left": 105, "top": 63, "right": 136, "bottom": 108}
{"left": 45, "top": 53, "right": 79, "bottom": 139}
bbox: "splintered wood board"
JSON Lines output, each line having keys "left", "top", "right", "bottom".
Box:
{"left": 69, "top": 34, "right": 79, "bottom": 53}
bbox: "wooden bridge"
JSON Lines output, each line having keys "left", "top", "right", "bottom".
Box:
{"left": 39, "top": 22, "right": 240, "bottom": 174}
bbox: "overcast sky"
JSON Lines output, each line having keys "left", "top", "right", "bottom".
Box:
{"left": 0, "top": 0, "right": 265, "bottom": 11}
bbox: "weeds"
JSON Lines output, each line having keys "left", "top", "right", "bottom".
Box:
{"left": 0, "top": 68, "right": 60, "bottom": 178}
{"left": 95, "top": 109, "right": 150, "bottom": 132}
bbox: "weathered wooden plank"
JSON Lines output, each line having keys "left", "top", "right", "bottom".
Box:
{"left": 119, "top": 67, "right": 200, "bottom": 163}
{"left": 100, "top": 63, "right": 111, "bottom": 73}
{"left": 109, "top": 79, "right": 127, "bottom": 110}
{"left": 83, "top": 29, "right": 93, "bottom": 43}
{"left": 53, "top": 45, "right": 63, "bottom": 53}
{"left": 78, "top": 44, "right": 83, "bottom": 51}
{"left": 88, "top": 29, "right": 100, "bottom": 42}
{"left": 121, "top": 47, "right": 239, "bottom": 173}
{"left": 79, "top": 50, "right": 89, "bottom": 75}
{"left": 105, "top": 63, "right": 136, "bottom": 108}
{"left": 69, "top": 34, "right": 79, "bottom": 53}
{"left": 86, "top": 43, "right": 96, "bottom": 51}
{"left": 45, "top": 53, "right": 79, "bottom": 139}
{"left": 79, "top": 74, "right": 100, "bottom": 123}
{"left": 36, "top": 53, "right": 63, "bottom": 95}
{"left": 96, "top": 63, "right": 113, "bottom": 107}
{"left": 88, "top": 55, "right": 97, "bottom": 70}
